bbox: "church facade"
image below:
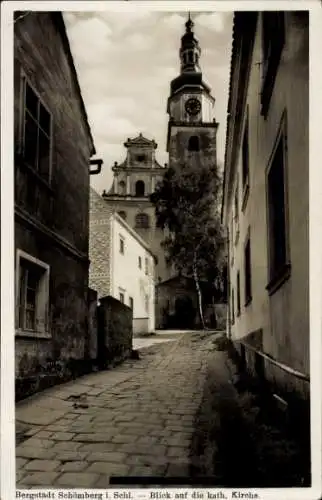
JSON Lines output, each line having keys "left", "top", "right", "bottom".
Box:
{"left": 101, "top": 133, "right": 170, "bottom": 283}
{"left": 101, "top": 15, "right": 220, "bottom": 329}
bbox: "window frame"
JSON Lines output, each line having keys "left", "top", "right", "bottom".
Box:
{"left": 119, "top": 236, "right": 125, "bottom": 255}
{"left": 135, "top": 212, "right": 150, "bottom": 229}
{"left": 241, "top": 108, "right": 250, "bottom": 212}
{"left": 19, "top": 72, "right": 53, "bottom": 185}
{"left": 237, "top": 270, "right": 241, "bottom": 317}
{"left": 244, "top": 229, "right": 252, "bottom": 307}
{"left": 261, "top": 12, "right": 286, "bottom": 118}
{"left": 231, "top": 288, "right": 235, "bottom": 325}
{"left": 265, "top": 111, "right": 291, "bottom": 295}
{"left": 15, "top": 249, "right": 50, "bottom": 339}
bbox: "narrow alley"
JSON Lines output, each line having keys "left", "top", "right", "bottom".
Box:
{"left": 16, "top": 330, "right": 309, "bottom": 489}
{"left": 16, "top": 331, "right": 230, "bottom": 488}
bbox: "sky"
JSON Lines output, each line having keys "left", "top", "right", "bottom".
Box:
{"left": 63, "top": 10, "right": 233, "bottom": 194}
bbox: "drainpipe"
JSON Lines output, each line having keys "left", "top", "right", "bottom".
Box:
{"left": 89, "top": 159, "right": 103, "bottom": 175}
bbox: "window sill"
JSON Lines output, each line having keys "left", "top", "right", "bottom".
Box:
{"left": 242, "top": 182, "right": 250, "bottom": 213}
{"left": 244, "top": 296, "right": 252, "bottom": 308}
{"left": 15, "top": 329, "right": 52, "bottom": 340}
{"left": 266, "top": 263, "right": 291, "bottom": 296}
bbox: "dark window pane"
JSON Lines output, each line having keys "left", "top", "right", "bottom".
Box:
{"left": 188, "top": 136, "right": 200, "bottom": 152}
{"left": 25, "top": 83, "right": 38, "bottom": 119}
{"left": 135, "top": 213, "right": 150, "bottom": 228}
{"left": 24, "top": 113, "right": 38, "bottom": 168}
{"left": 38, "top": 130, "right": 50, "bottom": 181}
{"left": 27, "top": 267, "right": 40, "bottom": 289}
{"left": 268, "top": 139, "right": 286, "bottom": 275}
{"left": 39, "top": 102, "right": 51, "bottom": 135}
{"left": 25, "top": 309, "right": 36, "bottom": 330}
{"left": 135, "top": 181, "right": 145, "bottom": 197}
{"left": 26, "top": 287, "right": 36, "bottom": 308}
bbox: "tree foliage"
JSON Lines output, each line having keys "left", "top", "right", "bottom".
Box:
{"left": 151, "top": 159, "right": 227, "bottom": 303}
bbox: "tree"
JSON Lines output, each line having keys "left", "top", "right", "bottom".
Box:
{"left": 151, "top": 159, "right": 226, "bottom": 329}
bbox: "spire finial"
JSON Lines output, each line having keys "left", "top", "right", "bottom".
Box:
{"left": 185, "top": 12, "right": 193, "bottom": 32}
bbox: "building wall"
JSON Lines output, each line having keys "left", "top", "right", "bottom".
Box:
{"left": 227, "top": 13, "right": 309, "bottom": 396}
{"left": 111, "top": 215, "right": 155, "bottom": 334}
{"left": 14, "top": 13, "right": 94, "bottom": 379}
{"left": 89, "top": 188, "right": 113, "bottom": 298}
{"left": 102, "top": 198, "right": 169, "bottom": 282}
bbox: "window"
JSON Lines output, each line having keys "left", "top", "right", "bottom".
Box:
{"left": 261, "top": 12, "right": 285, "bottom": 117}
{"left": 267, "top": 133, "right": 289, "bottom": 291}
{"left": 17, "top": 252, "right": 50, "bottom": 335}
{"left": 145, "top": 257, "right": 149, "bottom": 275}
{"left": 231, "top": 288, "right": 235, "bottom": 325}
{"left": 119, "top": 292, "right": 124, "bottom": 304}
{"left": 234, "top": 178, "right": 239, "bottom": 222}
{"left": 129, "top": 297, "right": 134, "bottom": 310}
{"left": 136, "top": 155, "right": 146, "bottom": 162}
{"left": 119, "top": 237, "right": 125, "bottom": 254}
{"left": 138, "top": 256, "right": 142, "bottom": 269}
{"left": 118, "top": 211, "right": 127, "bottom": 221}
{"left": 242, "top": 113, "right": 250, "bottom": 210}
{"left": 135, "top": 180, "right": 145, "bottom": 197}
{"left": 237, "top": 271, "right": 241, "bottom": 316}
{"left": 244, "top": 234, "right": 252, "bottom": 306}
{"left": 22, "top": 78, "right": 52, "bottom": 182}
{"left": 188, "top": 136, "right": 200, "bottom": 152}
{"left": 135, "top": 213, "right": 150, "bottom": 229}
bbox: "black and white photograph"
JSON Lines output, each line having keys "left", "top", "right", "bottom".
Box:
{"left": 1, "top": 1, "right": 321, "bottom": 498}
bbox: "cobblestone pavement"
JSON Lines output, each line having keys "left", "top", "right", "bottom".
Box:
{"left": 16, "top": 330, "right": 226, "bottom": 488}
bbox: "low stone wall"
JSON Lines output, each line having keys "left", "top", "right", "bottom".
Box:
{"left": 133, "top": 317, "right": 150, "bottom": 336}
{"left": 98, "top": 296, "right": 133, "bottom": 367}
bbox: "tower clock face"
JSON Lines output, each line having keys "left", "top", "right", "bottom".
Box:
{"left": 185, "top": 98, "right": 201, "bottom": 116}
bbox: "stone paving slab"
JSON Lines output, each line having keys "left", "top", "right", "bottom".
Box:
{"left": 16, "top": 331, "right": 228, "bottom": 488}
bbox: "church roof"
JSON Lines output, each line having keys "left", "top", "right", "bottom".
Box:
{"left": 124, "top": 133, "right": 157, "bottom": 149}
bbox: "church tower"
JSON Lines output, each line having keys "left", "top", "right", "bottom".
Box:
{"left": 102, "top": 133, "right": 170, "bottom": 283}
{"left": 167, "top": 14, "right": 218, "bottom": 170}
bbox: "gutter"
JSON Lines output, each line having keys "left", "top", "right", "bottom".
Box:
{"left": 89, "top": 159, "right": 103, "bottom": 176}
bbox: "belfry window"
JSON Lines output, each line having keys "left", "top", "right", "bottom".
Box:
{"left": 188, "top": 136, "right": 200, "bottom": 152}
{"left": 135, "top": 180, "right": 145, "bottom": 197}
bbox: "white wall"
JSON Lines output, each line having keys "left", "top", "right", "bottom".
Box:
{"left": 110, "top": 214, "right": 155, "bottom": 334}
{"left": 226, "top": 13, "right": 309, "bottom": 394}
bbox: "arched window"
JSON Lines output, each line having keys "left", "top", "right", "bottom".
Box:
{"left": 135, "top": 213, "right": 150, "bottom": 229}
{"left": 118, "top": 211, "right": 127, "bottom": 221}
{"left": 135, "top": 180, "right": 145, "bottom": 197}
{"left": 188, "top": 136, "right": 200, "bottom": 152}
